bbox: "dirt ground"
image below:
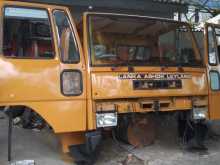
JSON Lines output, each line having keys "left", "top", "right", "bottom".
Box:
{"left": 1, "top": 112, "right": 220, "bottom": 165}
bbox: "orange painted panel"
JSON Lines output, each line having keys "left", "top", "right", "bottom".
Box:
{"left": 91, "top": 70, "right": 208, "bottom": 99}
{"left": 0, "top": 1, "right": 87, "bottom": 132}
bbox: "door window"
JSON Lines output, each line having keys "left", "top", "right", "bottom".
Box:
{"left": 215, "top": 28, "right": 220, "bottom": 62}
{"left": 3, "top": 7, "right": 54, "bottom": 58}
{"left": 53, "top": 10, "right": 79, "bottom": 63}
{"left": 208, "top": 26, "right": 218, "bottom": 65}
{"left": 210, "top": 71, "right": 220, "bottom": 90}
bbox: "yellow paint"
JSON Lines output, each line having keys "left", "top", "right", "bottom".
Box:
{"left": 91, "top": 70, "right": 207, "bottom": 99}
{"left": 59, "top": 132, "right": 85, "bottom": 153}
{"left": 204, "top": 23, "right": 220, "bottom": 120}
{"left": 0, "top": 1, "right": 87, "bottom": 134}
{"left": 0, "top": 0, "right": 213, "bottom": 153}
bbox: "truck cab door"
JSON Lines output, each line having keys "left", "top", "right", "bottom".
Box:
{"left": 205, "top": 23, "right": 220, "bottom": 120}
{"left": 0, "top": 2, "right": 87, "bottom": 132}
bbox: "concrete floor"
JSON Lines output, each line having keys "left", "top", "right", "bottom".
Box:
{"left": 0, "top": 113, "right": 72, "bottom": 165}
{"left": 1, "top": 113, "right": 220, "bottom": 165}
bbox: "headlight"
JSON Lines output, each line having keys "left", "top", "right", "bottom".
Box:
{"left": 61, "top": 70, "right": 82, "bottom": 96}
{"left": 192, "top": 106, "right": 208, "bottom": 120}
{"left": 96, "top": 112, "right": 117, "bottom": 128}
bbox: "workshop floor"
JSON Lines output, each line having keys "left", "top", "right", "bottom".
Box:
{"left": 1, "top": 113, "right": 220, "bottom": 165}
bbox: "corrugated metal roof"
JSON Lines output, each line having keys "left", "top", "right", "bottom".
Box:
{"left": 14, "top": 0, "right": 188, "bottom": 18}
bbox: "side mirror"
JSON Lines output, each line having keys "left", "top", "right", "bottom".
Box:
{"left": 61, "top": 27, "right": 71, "bottom": 62}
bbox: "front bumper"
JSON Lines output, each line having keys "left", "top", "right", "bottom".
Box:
{"left": 94, "top": 96, "right": 208, "bottom": 127}
{"left": 95, "top": 97, "right": 208, "bottom": 114}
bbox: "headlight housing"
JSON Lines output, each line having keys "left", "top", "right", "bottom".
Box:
{"left": 96, "top": 112, "right": 117, "bottom": 128}
{"left": 61, "top": 70, "right": 82, "bottom": 96}
{"left": 192, "top": 106, "right": 208, "bottom": 120}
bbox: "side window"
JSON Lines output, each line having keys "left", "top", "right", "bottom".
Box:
{"left": 208, "top": 26, "right": 217, "bottom": 65}
{"left": 215, "top": 28, "right": 220, "bottom": 62}
{"left": 53, "top": 10, "right": 79, "bottom": 63}
{"left": 3, "top": 7, "right": 54, "bottom": 58}
{"left": 210, "top": 71, "right": 220, "bottom": 90}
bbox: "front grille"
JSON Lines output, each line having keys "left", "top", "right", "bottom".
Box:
{"left": 133, "top": 80, "right": 182, "bottom": 90}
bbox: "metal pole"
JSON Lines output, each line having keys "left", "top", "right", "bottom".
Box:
{"left": 178, "top": 0, "right": 182, "bottom": 21}
{"left": 8, "top": 110, "right": 12, "bottom": 162}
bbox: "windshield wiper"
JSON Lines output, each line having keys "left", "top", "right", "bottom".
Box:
{"left": 161, "top": 63, "right": 169, "bottom": 71}
{"left": 128, "top": 65, "right": 134, "bottom": 72}
{"left": 127, "top": 60, "right": 134, "bottom": 72}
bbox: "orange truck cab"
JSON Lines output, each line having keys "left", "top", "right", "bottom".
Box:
{"left": 203, "top": 16, "right": 220, "bottom": 120}
{"left": 0, "top": 1, "right": 219, "bottom": 164}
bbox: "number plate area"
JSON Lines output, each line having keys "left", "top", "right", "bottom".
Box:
{"left": 133, "top": 80, "right": 182, "bottom": 90}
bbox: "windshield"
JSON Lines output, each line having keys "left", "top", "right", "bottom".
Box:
{"left": 88, "top": 14, "right": 202, "bottom": 67}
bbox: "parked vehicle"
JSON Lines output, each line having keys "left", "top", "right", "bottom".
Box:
{"left": 0, "top": 1, "right": 219, "bottom": 164}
